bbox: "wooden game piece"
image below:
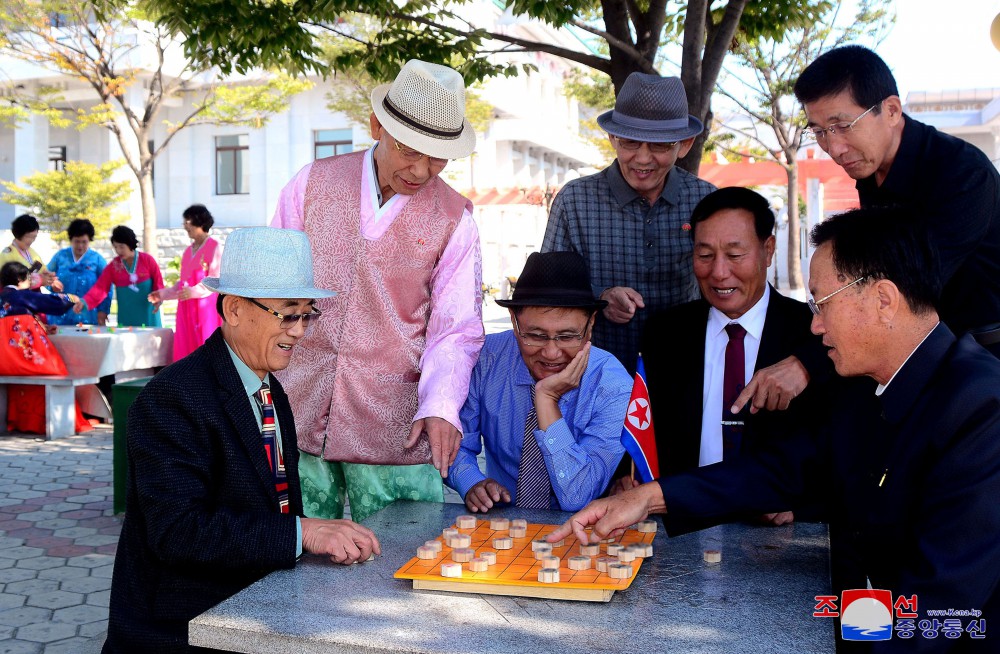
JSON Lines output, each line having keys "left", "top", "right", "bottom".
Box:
{"left": 549, "top": 538, "right": 565, "bottom": 548}
{"left": 617, "top": 549, "right": 637, "bottom": 563}
{"left": 489, "top": 518, "right": 510, "bottom": 531}
{"left": 625, "top": 544, "right": 647, "bottom": 559}
{"left": 533, "top": 546, "right": 553, "bottom": 560}
{"left": 510, "top": 518, "right": 528, "bottom": 529}
{"left": 456, "top": 515, "right": 477, "bottom": 530}
{"left": 531, "top": 539, "right": 551, "bottom": 551}
{"left": 479, "top": 551, "right": 497, "bottom": 565}
{"left": 567, "top": 556, "right": 591, "bottom": 571}
{"left": 493, "top": 537, "right": 513, "bottom": 550}
{"left": 469, "top": 557, "right": 489, "bottom": 572}
{"left": 451, "top": 534, "right": 472, "bottom": 548}
{"left": 538, "top": 567, "right": 560, "bottom": 583}
{"left": 540, "top": 555, "right": 560, "bottom": 568}
{"left": 608, "top": 563, "right": 633, "bottom": 579}
{"left": 423, "top": 540, "right": 442, "bottom": 553}
{"left": 595, "top": 556, "right": 616, "bottom": 572}
{"left": 579, "top": 543, "right": 600, "bottom": 556}
{"left": 451, "top": 548, "right": 475, "bottom": 562}
{"left": 442, "top": 527, "right": 458, "bottom": 540}
{"left": 509, "top": 525, "right": 527, "bottom": 538}
{"left": 366, "top": 553, "right": 376, "bottom": 562}
{"left": 600, "top": 537, "right": 615, "bottom": 543}
{"left": 416, "top": 545, "right": 437, "bottom": 560}
{"left": 440, "top": 562, "right": 462, "bottom": 578}
{"left": 606, "top": 543, "right": 624, "bottom": 556}
{"left": 636, "top": 543, "right": 654, "bottom": 557}
{"left": 703, "top": 550, "right": 722, "bottom": 564}
{"left": 636, "top": 519, "right": 657, "bottom": 533}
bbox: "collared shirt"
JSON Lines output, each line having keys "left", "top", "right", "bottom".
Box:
{"left": 271, "top": 145, "right": 482, "bottom": 431}
{"left": 446, "top": 330, "right": 632, "bottom": 511}
{"left": 224, "top": 343, "right": 301, "bottom": 556}
{"left": 856, "top": 115, "right": 1000, "bottom": 335}
{"left": 541, "top": 161, "right": 716, "bottom": 373}
{"left": 699, "top": 285, "right": 770, "bottom": 466}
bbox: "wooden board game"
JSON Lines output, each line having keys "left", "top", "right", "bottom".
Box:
{"left": 394, "top": 517, "right": 656, "bottom": 602}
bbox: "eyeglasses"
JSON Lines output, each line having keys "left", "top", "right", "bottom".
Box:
{"left": 392, "top": 139, "right": 449, "bottom": 166}
{"left": 613, "top": 136, "right": 679, "bottom": 153}
{"left": 808, "top": 276, "right": 868, "bottom": 315}
{"left": 246, "top": 297, "right": 323, "bottom": 329}
{"left": 804, "top": 103, "right": 881, "bottom": 142}
{"left": 512, "top": 314, "right": 589, "bottom": 348}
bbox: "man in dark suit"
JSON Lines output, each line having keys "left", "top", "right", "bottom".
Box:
{"left": 551, "top": 207, "right": 1000, "bottom": 650}
{"left": 616, "top": 187, "right": 824, "bottom": 524}
{"left": 104, "top": 228, "right": 381, "bottom": 654}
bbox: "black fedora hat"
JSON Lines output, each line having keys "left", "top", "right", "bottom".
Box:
{"left": 496, "top": 252, "right": 608, "bottom": 310}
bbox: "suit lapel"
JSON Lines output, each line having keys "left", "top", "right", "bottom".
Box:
{"left": 673, "top": 303, "right": 709, "bottom": 472}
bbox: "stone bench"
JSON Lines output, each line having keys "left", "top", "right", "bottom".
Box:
{"left": 0, "top": 375, "right": 100, "bottom": 440}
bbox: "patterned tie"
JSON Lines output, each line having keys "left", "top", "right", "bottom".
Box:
{"left": 722, "top": 323, "right": 747, "bottom": 460}
{"left": 515, "top": 386, "right": 551, "bottom": 508}
{"left": 255, "top": 382, "right": 288, "bottom": 513}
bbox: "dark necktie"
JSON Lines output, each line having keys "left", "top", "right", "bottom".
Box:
{"left": 722, "top": 323, "right": 747, "bottom": 459}
{"left": 515, "top": 386, "right": 551, "bottom": 508}
{"left": 255, "top": 382, "right": 289, "bottom": 513}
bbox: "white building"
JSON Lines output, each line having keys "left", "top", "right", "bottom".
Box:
{"left": 904, "top": 88, "right": 1000, "bottom": 167}
{"left": 0, "top": 2, "right": 601, "bottom": 287}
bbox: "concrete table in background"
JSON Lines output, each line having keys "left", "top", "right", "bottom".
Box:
{"left": 190, "top": 501, "right": 834, "bottom": 653}
{"left": 49, "top": 326, "right": 173, "bottom": 417}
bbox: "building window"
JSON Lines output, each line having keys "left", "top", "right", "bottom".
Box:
{"left": 314, "top": 129, "right": 353, "bottom": 160}
{"left": 48, "top": 146, "right": 66, "bottom": 172}
{"left": 216, "top": 135, "right": 249, "bottom": 195}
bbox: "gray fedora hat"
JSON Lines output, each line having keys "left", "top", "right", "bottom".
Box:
{"left": 597, "top": 73, "right": 704, "bottom": 143}
{"left": 201, "top": 227, "right": 336, "bottom": 299}
{"left": 496, "top": 252, "right": 607, "bottom": 311}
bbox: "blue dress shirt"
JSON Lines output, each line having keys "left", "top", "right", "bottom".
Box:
{"left": 447, "top": 330, "right": 632, "bottom": 511}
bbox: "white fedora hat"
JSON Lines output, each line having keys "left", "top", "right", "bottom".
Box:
{"left": 201, "top": 227, "right": 336, "bottom": 299}
{"left": 371, "top": 59, "right": 477, "bottom": 160}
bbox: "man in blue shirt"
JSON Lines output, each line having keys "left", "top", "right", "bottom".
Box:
{"left": 447, "top": 251, "right": 632, "bottom": 512}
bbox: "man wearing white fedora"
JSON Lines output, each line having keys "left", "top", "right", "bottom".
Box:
{"left": 104, "top": 228, "right": 380, "bottom": 653}
{"left": 271, "top": 59, "right": 484, "bottom": 523}
{"left": 542, "top": 72, "right": 716, "bottom": 374}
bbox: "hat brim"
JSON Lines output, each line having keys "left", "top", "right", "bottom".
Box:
{"left": 201, "top": 277, "right": 337, "bottom": 299}
{"left": 495, "top": 298, "right": 608, "bottom": 311}
{"left": 597, "top": 109, "right": 704, "bottom": 143}
{"left": 371, "top": 83, "right": 477, "bottom": 160}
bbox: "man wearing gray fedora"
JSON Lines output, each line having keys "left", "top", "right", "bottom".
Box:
{"left": 542, "top": 73, "right": 716, "bottom": 374}
{"left": 271, "top": 59, "right": 485, "bottom": 524}
{"left": 446, "top": 251, "right": 632, "bottom": 513}
{"left": 104, "top": 228, "right": 380, "bottom": 654}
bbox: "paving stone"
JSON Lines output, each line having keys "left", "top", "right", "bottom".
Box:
{"left": 36, "top": 567, "right": 89, "bottom": 583}
{"left": 28, "top": 484, "right": 68, "bottom": 493}
{"left": 65, "top": 555, "right": 113, "bottom": 570}
{"left": 14, "top": 621, "right": 77, "bottom": 644}
{"left": 0, "top": 639, "right": 43, "bottom": 654}
{"left": 51, "top": 603, "right": 105, "bottom": 625}
{"left": 0, "top": 499, "right": 22, "bottom": 508}
{"left": 22, "top": 538, "right": 72, "bottom": 550}
{"left": 25, "top": 590, "right": 84, "bottom": 610}
{"left": 0, "top": 560, "right": 16, "bottom": 571}
{"left": 30, "top": 520, "right": 75, "bottom": 531}
{"left": 0, "top": 606, "right": 52, "bottom": 627}
{"left": 58, "top": 576, "right": 110, "bottom": 594}
{"left": 6, "top": 492, "right": 45, "bottom": 501}
{"left": 72, "top": 535, "right": 119, "bottom": 547}
{"left": 83, "top": 590, "right": 110, "bottom": 608}
{"left": 15, "top": 558, "right": 67, "bottom": 572}
{"left": 2, "top": 485, "right": 29, "bottom": 494}
{"left": 18, "top": 499, "right": 52, "bottom": 507}
{"left": 43, "top": 636, "right": 96, "bottom": 654}
{"left": 0, "top": 594, "right": 25, "bottom": 610}
{"left": 77, "top": 622, "right": 106, "bottom": 639}
{"left": 16, "top": 512, "right": 60, "bottom": 523}
{"left": 0, "top": 548, "right": 43, "bottom": 561}
{"left": 4, "top": 529, "right": 53, "bottom": 541}
{"left": 0, "top": 625, "right": 13, "bottom": 638}
{"left": 94, "top": 544, "right": 116, "bottom": 556}
{"left": 4, "top": 580, "right": 58, "bottom": 596}
{"left": 51, "top": 528, "right": 96, "bottom": 540}
{"left": 65, "top": 496, "right": 105, "bottom": 506}
{"left": 57, "top": 510, "right": 100, "bottom": 521}
{"left": 46, "top": 546, "right": 94, "bottom": 559}
{"left": 89, "top": 565, "right": 113, "bottom": 579}
{"left": 0, "top": 537, "right": 25, "bottom": 549}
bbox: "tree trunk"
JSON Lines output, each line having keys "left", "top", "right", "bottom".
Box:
{"left": 785, "top": 162, "right": 804, "bottom": 292}
{"left": 137, "top": 170, "right": 158, "bottom": 259}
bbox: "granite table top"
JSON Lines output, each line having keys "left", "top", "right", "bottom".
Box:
{"left": 190, "top": 501, "right": 834, "bottom": 653}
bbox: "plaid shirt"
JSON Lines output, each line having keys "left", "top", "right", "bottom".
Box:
{"left": 541, "top": 162, "right": 715, "bottom": 373}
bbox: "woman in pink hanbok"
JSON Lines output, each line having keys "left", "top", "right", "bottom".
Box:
{"left": 150, "top": 205, "right": 222, "bottom": 361}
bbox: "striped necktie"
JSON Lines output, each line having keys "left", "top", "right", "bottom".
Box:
{"left": 515, "top": 385, "right": 551, "bottom": 508}
{"left": 255, "top": 382, "right": 288, "bottom": 513}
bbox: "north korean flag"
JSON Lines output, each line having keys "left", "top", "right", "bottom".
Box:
{"left": 620, "top": 354, "right": 659, "bottom": 482}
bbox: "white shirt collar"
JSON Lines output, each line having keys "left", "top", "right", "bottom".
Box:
{"left": 707, "top": 284, "right": 770, "bottom": 340}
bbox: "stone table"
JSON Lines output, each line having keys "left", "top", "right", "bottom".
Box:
{"left": 191, "top": 501, "right": 834, "bottom": 653}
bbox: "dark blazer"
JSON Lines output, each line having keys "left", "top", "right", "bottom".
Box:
{"left": 104, "top": 329, "right": 303, "bottom": 654}
{"left": 641, "top": 286, "right": 823, "bottom": 476}
{"left": 661, "top": 324, "right": 1000, "bottom": 652}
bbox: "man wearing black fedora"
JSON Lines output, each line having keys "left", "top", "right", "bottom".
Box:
{"left": 446, "top": 251, "right": 632, "bottom": 513}
{"left": 542, "top": 72, "right": 716, "bottom": 374}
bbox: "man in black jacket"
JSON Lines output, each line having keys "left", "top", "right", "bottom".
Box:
{"left": 104, "top": 228, "right": 380, "bottom": 654}
{"left": 551, "top": 207, "right": 1000, "bottom": 652}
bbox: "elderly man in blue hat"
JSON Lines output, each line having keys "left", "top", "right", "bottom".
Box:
{"left": 542, "top": 73, "right": 716, "bottom": 374}
{"left": 446, "top": 251, "right": 632, "bottom": 513}
{"left": 104, "top": 228, "right": 380, "bottom": 654}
